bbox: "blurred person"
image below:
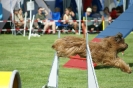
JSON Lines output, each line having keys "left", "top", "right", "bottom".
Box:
{"left": 17, "top": 8, "right": 40, "bottom": 29}
{"left": 100, "top": 7, "right": 110, "bottom": 19}
{"left": 100, "top": 7, "right": 112, "bottom": 25}
{"left": 91, "top": 5, "right": 101, "bottom": 19}
{"left": 63, "top": 7, "right": 78, "bottom": 34}
{"left": 14, "top": 8, "right": 24, "bottom": 28}
{"left": 35, "top": 7, "right": 56, "bottom": 34}
{"left": 91, "top": 5, "right": 103, "bottom": 31}
{"left": 68, "top": 7, "right": 77, "bottom": 20}
{"left": 55, "top": 7, "right": 60, "bottom": 12}
{"left": 82, "top": 7, "right": 97, "bottom": 38}
{"left": 110, "top": 7, "right": 121, "bottom": 19}
{"left": 18, "top": 8, "right": 31, "bottom": 29}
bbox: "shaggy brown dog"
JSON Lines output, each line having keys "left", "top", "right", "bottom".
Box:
{"left": 52, "top": 33, "right": 132, "bottom": 73}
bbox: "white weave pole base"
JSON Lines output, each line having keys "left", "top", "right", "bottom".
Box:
{"left": 42, "top": 31, "right": 61, "bottom": 88}
{"left": 86, "top": 33, "right": 99, "bottom": 88}
{"left": 43, "top": 53, "right": 59, "bottom": 88}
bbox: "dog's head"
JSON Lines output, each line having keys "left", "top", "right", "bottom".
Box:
{"left": 105, "top": 33, "right": 128, "bottom": 52}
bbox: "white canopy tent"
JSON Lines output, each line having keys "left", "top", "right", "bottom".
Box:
{"left": 104, "top": 0, "right": 117, "bottom": 11}
{"left": 0, "top": 0, "right": 19, "bottom": 29}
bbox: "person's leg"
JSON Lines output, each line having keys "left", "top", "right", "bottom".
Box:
{"left": 43, "top": 21, "right": 56, "bottom": 34}
{"left": 17, "top": 22, "right": 24, "bottom": 28}
{"left": 97, "top": 23, "right": 102, "bottom": 31}
{"left": 51, "top": 21, "right": 56, "bottom": 34}
{"left": 81, "top": 22, "right": 86, "bottom": 38}
{"left": 73, "top": 22, "right": 78, "bottom": 34}
{"left": 26, "top": 22, "right": 30, "bottom": 29}
{"left": 43, "top": 22, "right": 49, "bottom": 33}
{"left": 88, "top": 25, "right": 95, "bottom": 32}
{"left": 33, "top": 22, "right": 39, "bottom": 29}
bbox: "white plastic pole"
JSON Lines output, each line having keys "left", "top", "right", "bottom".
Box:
{"left": 123, "top": 0, "right": 126, "bottom": 12}
{"left": 46, "top": 53, "right": 59, "bottom": 88}
{"left": 42, "top": 31, "right": 60, "bottom": 88}
{"left": 28, "top": 15, "right": 35, "bottom": 40}
{"left": 23, "top": 12, "right": 27, "bottom": 37}
{"left": 30, "top": 0, "right": 32, "bottom": 24}
{"left": 86, "top": 12, "right": 99, "bottom": 88}
{"left": 10, "top": 0, "right": 16, "bottom": 35}
{"left": 78, "top": 0, "right": 81, "bottom": 35}
{"left": 86, "top": 33, "right": 99, "bottom": 88}
{"left": 58, "top": 30, "right": 61, "bottom": 38}
{"left": 29, "top": 0, "right": 32, "bottom": 37}
{"left": 86, "top": 12, "right": 87, "bottom": 34}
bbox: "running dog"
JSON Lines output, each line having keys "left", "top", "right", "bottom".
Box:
{"left": 52, "top": 33, "right": 132, "bottom": 73}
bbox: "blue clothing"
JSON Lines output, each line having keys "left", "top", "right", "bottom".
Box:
{"left": 90, "top": 12, "right": 101, "bottom": 19}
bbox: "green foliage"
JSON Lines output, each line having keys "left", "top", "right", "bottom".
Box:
{"left": 0, "top": 34, "right": 133, "bottom": 88}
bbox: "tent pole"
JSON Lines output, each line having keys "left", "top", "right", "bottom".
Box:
{"left": 10, "top": 0, "right": 16, "bottom": 35}
{"left": 123, "top": 0, "right": 126, "bottom": 12}
{"left": 30, "top": 0, "right": 32, "bottom": 29}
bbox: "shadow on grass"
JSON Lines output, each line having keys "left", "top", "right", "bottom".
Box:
{"left": 95, "top": 63, "right": 133, "bottom": 70}
{"left": 95, "top": 65, "right": 113, "bottom": 70}
{"left": 128, "top": 63, "right": 133, "bottom": 67}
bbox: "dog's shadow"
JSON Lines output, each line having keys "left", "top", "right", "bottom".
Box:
{"left": 129, "top": 63, "right": 133, "bottom": 67}
{"left": 95, "top": 63, "right": 133, "bottom": 70}
{"left": 95, "top": 65, "right": 113, "bottom": 69}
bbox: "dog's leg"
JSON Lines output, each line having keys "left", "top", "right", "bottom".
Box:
{"left": 103, "top": 58, "right": 132, "bottom": 73}
{"left": 113, "top": 58, "right": 132, "bottom": 73}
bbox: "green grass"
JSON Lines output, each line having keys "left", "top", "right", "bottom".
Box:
{"left": 0, "top": 33, "right": 133, "bottom": 88}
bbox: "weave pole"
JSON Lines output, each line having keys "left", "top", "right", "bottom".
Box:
{"left": 86, "top": 33, "right": 99, "bottom": 88}
{"left": 23, "top": 12, "right": 27, "bottom": 37}
{"left": 28, "top": 15, "right": 35, "bottom": 40}
{"left": 42, "top": 31, "right": 60, "bottom": 88}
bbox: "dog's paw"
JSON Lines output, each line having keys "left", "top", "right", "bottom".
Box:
{"left": 121, "top": 65, "right": 132, "bottom": 74}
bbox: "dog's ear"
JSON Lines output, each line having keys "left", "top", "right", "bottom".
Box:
{"left": 115, "top": 32, "right": 123, "bottom": 42}
{"left": 117, "top": 32, "right": 123, "bottom": 38}
{"left": 105, "top": 36, "right": 110, "bottom": 38}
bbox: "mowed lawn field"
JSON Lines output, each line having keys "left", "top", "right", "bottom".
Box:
{"left": 0, "top": 33, "right": 133, "bottom": 88}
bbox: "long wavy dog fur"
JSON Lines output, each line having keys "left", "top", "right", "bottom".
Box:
{"left": 52, "top": 33, "right": 132, "bottom": 73}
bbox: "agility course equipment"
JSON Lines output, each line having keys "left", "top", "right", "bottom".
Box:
{"left": 28, "top": 15, "right": 35, "bottom": 40}
{"left": 0, "top": 70, "right": 21, "bottom": 88}
{"left": 63, "top": 55, "right": 97, "bottom": 70}
{"left": 95, "top": 4, "right": 133, "bottom": 39}
{"left": 86, "top": 33, "right": 99, "bottom": 88}
{"left": 64, "top": 12, "right": 98, "bottom": 70}
{"left": 43, "top": 30, "right": 99, "bottom": 88}
{"left": 42, "top": 31, "right": 61, "bottom": 88}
